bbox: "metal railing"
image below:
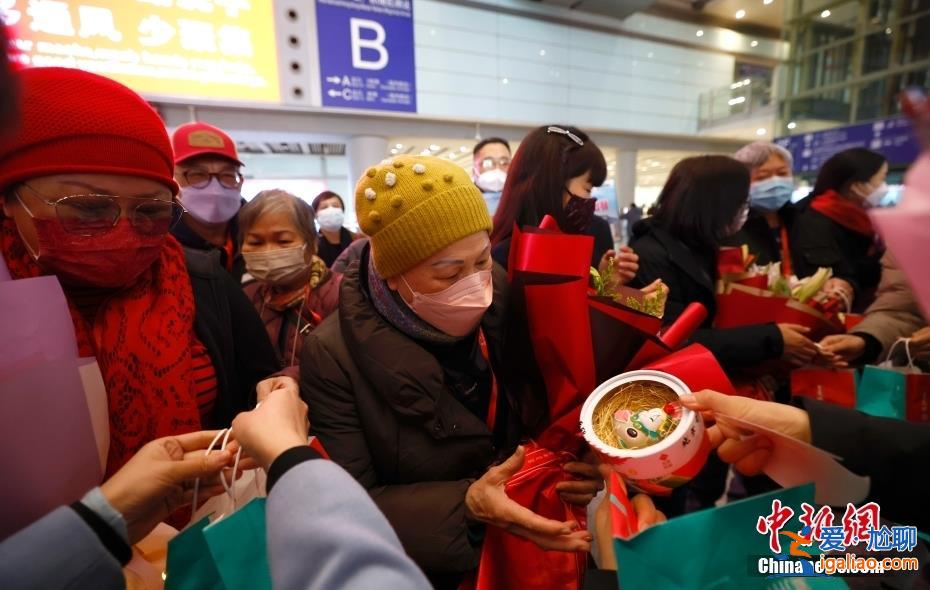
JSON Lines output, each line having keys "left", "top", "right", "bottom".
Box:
{"left": 698, "top": 78, "right": 774, "bottom": 130}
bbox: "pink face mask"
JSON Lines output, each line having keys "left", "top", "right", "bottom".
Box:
{"left": 402, "top": 270, "right": 493, "bottom": 337}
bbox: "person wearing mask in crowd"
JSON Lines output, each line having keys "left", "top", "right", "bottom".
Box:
{"left": 721, "top": 141, "right": 799, "bottom": 267}
{"left": 171, "top": 122, "right": 247, "bottom": 282}
{"left": 0, "top": 67, "right": 282, "bottom": 478}
{"left": 0, "top": 387, "right": 432, "bottom": 590}
{"left": 302, "top": 155, "right": 600, "bottom": 588}
{"left": 790, "top": 148, "right": 888, "bottom": 309}
{"left": 820, "top": 253, "right": 928, "bottom": 367}
{"left": 472, "top": 136, "right": 511, "bottom": 215}
{"left": 312, "top": 190, "right": 360, "bottom": 268}
{"left": 630, "top": 155, "right": 819, "bottom": 370}
{"left": 629, "top": 155, "right": 821, "bottom": 516}
{"left": 491, "top": 125, "right": 638, "bottom": 282}
{"left": 240, "top": 190, "right": 341, "bottom": 368}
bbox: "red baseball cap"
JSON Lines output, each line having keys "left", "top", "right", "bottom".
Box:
{"left": 171, "top": 122, "right": 243, "bottom": 166}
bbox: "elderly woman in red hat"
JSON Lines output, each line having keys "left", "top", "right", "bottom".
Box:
{"left": 0, "top": 67, "right": 283, "bottom": 476}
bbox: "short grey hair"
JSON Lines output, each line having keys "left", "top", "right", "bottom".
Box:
{"left": 238, "top": 189, "right": 318, "bottom": 252}
{"left": 733, "top": 141, "right": 794, "bottom": 172}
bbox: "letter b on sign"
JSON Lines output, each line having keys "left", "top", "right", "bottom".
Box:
{"left": 350, "top": 18, "right": 388, "bottom": 70}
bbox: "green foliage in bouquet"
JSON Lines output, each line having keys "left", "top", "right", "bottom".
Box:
{"left": 792, "top": 267, "right": 832, "bottom": 303}
{"left": 591, "top": 259, "right": 666, "bottom": 318}
{"left": 769, "top": 274, "right": 792, "bottom": 297}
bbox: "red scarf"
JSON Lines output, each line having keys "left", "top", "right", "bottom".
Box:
{"left": 809, "top": 189, "right": 874, "bottom": 237}
{"left": 1, "top": 218, "right": 201, "bottom": 476}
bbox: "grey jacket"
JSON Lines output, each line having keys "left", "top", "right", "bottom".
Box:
{"left": 0, "top": 459, "right": 430, "bottom": 590}
{"left": 853, "top": 253, "right": 927, "bottom": 362}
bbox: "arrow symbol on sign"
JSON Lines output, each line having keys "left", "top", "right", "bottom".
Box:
{"left": 326, "top": 76, "right": 342, "bottom": 84}
{"left": 327, "top": 89, "right": 341, "bottom": 97}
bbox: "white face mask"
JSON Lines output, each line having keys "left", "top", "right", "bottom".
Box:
{"left": 476, "top": 169, "right": 507, "bottom": 193}
{"left": 863, "top": 182, "right": 889, "bottom": 208}
{"left": 317, "top": 207, "right": 345, "bottom": 232}
{"left": 401, "top": 270, "right": 493, "bottom": 337}
{"left": 243, "top": 244, "right": 308, "bottom": 286}
{"left": 727, "top": 204, "right": 750, "bottom": 236}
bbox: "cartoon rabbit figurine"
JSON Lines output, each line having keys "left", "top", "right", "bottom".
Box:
{"left": 612, "top": 402, "right": 680, "bottom": 449}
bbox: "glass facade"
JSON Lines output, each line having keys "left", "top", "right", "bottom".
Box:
{"left": 780, "top": 0, "right": 930, "bottom": 133}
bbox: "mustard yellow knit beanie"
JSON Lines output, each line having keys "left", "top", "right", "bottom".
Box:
{"left": 355, "top": 155, "right": 492, "bottom": 278}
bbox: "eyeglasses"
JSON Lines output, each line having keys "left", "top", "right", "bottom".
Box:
{"left": 16, "top": 184, "right": 185, "bottom": 236}
{"left": 546, "top": 126, "right": 584, "bottom": 146}
{"left": 479, "top": 156, "right": 511, "bottom": 171}
{"left": 181, "top": 169, "right": 243, "bottom": 189}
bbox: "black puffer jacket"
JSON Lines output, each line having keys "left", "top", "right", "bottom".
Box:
{"left": 630, "top": 219, "right": 784, "bottom": 369}
{"left": 184, "top": 247, "right": 280, "bottom": 427}
{"left": 300, "top": 246, "right": 536, "bottom": 588}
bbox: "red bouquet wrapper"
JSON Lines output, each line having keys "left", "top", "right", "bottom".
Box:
{"left": 715, "top": 283, "right": 844, "bottom": 342}
{"left": 466, "top": 444, "right": 586, "bottom": 590}
{"left": 716, "top": 246, "right": 768, "bottom": 288}
{"left": 465, "top": 219, "right": 729, "bottom": 590}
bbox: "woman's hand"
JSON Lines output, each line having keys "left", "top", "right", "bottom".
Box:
{"left": 594, "top": 466, "right": 666, "bottom": 571}
{"left": 680, "top": 390, "right": 812, "bottom": 477}
{"left": 100, "top": 431, "right": 233, "bottom": 544}
{"left": 465, "top": 446, "right": 593, "bottom": 552}
{"left": 556, "top": 458, "right": 604, "bottom": 507}
{"left": 778, "top": 323, "right": 818, "bottom": 366}
{"left": 599, "top": 246, "right": 639, "bottom": 287}
{"left": 908, "top": 326, "right": 930, "bottom": 361}
{"left": 823, "top": 278, "right": 854, "bottom": 309}
{"left": 232, "top": 386, "right": 310, "bottom": 471}
{"left": 818, "top": 334, "right": 866, "bottom": 364}
{"left": 255, "top": 375, "right": 299, "bottom": 404}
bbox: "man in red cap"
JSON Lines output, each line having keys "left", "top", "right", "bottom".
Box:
{"left": 171, "top": 122, "right": 246, "bottom": 282}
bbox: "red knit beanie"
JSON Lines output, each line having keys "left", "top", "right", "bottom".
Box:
{"left": 0, "top": 67, "right": 178, "bottom": 195}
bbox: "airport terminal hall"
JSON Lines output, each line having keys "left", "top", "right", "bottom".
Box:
{"left": 1, "top": 1, "right": 930, "bottom": 589}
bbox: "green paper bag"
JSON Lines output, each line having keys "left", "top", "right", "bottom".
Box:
{"left": 856, "top": 365, "right": 907, "bottom": 420}
{"left": 203, "top": 498, "right": 272, "bottom": 590}
{"left": 614, "top": 485, "right": 849, "bottom": 590}
{"left": 165, "top": 516, "right": 225, "bottom": 590}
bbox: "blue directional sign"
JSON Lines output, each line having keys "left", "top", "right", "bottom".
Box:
{"left": 315, "top": 0, "right": 417, "bottom": 112}
{"left": 775, "top": 116, "right": 919, "bottom": 174}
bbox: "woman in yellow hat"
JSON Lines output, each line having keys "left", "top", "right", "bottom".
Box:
{"left": 300, "top": 155, "right": 599, "bottom": 588}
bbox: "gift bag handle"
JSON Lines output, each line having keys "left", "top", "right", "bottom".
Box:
{"left": 190, "top": 427, "right": 243, "bottom": 521}
{"left": 885, "top": 337, "right": 916, "bottom": 370}
{"left": 217, "top": 428, "right": 244, "bottom": 511}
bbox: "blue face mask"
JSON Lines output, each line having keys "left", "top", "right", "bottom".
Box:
{"left": 748, "top": 176, "right": 794, "bottom": 212}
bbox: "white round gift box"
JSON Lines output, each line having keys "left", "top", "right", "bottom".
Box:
{"left": 580, "top": 370, "right": 710, "bottom": 490}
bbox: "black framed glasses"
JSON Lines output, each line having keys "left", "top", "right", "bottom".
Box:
{"left": 479, "top": 156, "right": 511, "bottom": 171}
{"left": 17, "top": 184, "right": 185, "bottom": 237}
{"left": 546, "top": 125, "right": 584, "bottom": 146}
{"left": 181, "top": 169, "right": 243, "bottom": 189}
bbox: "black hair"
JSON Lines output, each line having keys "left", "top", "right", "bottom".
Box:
{"left": 311, "top": 190, "right": 345, "bottom": 212}
{"left": 652, "top": 155, "right": 750, "bottom": 251}
{"left": 811, "top": 148, "right": 887, "bottom": 198}
{"left": 491, "top": 125, "right": 606, "bottom": 243}
{"left": 473, "top": 137, "right": 511, "bottom": 157}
